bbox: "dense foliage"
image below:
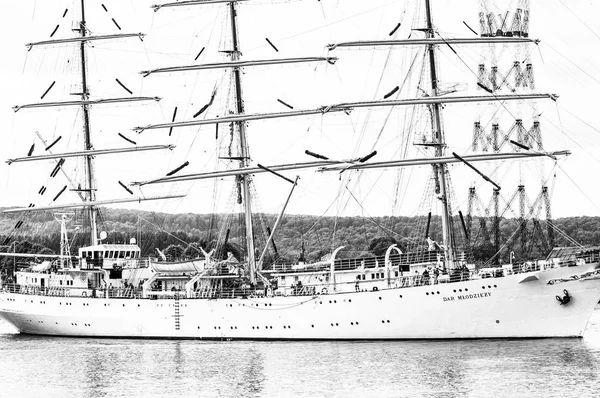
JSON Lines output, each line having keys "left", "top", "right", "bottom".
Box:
{"left": 1, "top": 207, "right": 599, "bottom": 265}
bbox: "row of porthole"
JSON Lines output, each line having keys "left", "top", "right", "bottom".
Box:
{"left": 198, "top": 325, "right": 297, "bottom": 331}
{"left": 27, "top": 302, "right": 186, "bottom": 308}
{"left": 198, "top": 322, "right": 395, "bottom": 330}
{"left": 319, "top": 299, "right": 353, "bottom": 304}
{"left": 156, "top": 304, "right": 188, "bottom": 307}
{"left": 425, "top": 285, "right": 499, "bottom": 296}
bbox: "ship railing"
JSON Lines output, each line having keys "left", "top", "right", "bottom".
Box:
{"left": 0, "top": 284, "right": 146, "bottom": 299}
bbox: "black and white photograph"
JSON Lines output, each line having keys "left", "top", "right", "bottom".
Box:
{"left": 0, "top": 1, "right": 599, "bottom": 396}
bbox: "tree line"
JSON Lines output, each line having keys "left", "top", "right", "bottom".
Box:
{"left": 1, "top": 207, "right": 599, "bottom": 265}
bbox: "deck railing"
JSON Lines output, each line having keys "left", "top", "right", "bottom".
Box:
{"left": 0, "top": 257, "right": 591, "bottom": 301}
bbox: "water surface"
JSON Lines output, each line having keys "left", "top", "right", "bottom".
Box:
{"left": 1, "top": 308, "right": 599, "bottom": 397}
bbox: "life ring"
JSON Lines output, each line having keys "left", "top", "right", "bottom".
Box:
{"left": 372, "top": 286, "right": 379, "bottom": 292}
{"left": 321, "top": 288, "right": 328, "bottom": 295}
{"left": 82, "top": 291, "right": 87, "bottom": 297}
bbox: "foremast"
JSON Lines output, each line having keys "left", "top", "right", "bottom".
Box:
{"left": 228, "top": 2, "right": 257, "bottom": 285}
{"left": 424, "top": 0, "right": 454, "bottom": 269}
{"left": 78, "top": 0, "right": 99, "bottom": 246}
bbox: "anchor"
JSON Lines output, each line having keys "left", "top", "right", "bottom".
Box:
{"left": 556, "top": 289, "right": 571, "bottom": 306}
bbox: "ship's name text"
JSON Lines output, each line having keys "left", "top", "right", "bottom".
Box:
{"left": 443, "top": 292, "right": 491, "bottom": 302}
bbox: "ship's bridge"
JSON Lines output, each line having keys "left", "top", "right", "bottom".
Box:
{"left": 79, "top": 244, "right": 142, "bottom": 271}
{"left": 79, "top": 244, "right": 141, "bottom": 260}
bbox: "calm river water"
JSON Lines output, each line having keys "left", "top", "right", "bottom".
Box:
{"left": 1, "top": 308, "right": 599, "bottom": 398}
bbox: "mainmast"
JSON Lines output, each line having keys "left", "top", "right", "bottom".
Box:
{"left": 229, "top": 2, "right": 256, "bottom": 284}
{"left": 424, "top": 0, "right": 454, "bottom": 268}
{"left": 78, "top": 0, "right": 98, "bottom": 246}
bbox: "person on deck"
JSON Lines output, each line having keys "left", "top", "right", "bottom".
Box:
{"left": 422, "top": 268, "right": 430, "bottom": 285}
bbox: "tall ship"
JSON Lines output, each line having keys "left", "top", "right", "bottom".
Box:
{"left": 1, "top": 0, "right": 599, "bottom": 339}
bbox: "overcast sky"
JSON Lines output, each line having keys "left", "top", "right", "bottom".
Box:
{"left": 0, "top": 0, "right": 599, "bottom": 221}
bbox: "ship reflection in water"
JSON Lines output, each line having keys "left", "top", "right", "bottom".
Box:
{"left": 1, "top": 308, "right": 599, "bottom": 397}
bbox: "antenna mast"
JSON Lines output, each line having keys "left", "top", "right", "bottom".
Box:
{"left": 425, "top": 0, "right": 455, "bottom": 269}
{"left": 78, "top": 0, "right": 98, "bottom": 246}
{"left": 229, "top": 2, "right": 256, "bottom": 284}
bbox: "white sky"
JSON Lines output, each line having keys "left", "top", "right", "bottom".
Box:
{"left": 0, "top": 0, "right": 600, "bottom": 220}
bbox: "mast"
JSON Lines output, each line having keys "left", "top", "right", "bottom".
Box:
{"left": 78, "top": 0, "right": 98, "bottom": 246}
{"left": 424, "top": 0, "right": 454, "bottom": 268}
{"left": 229, "top": 1, "right": 256, "bottom": 284}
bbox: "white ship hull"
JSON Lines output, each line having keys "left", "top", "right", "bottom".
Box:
{"left": 1, "top": 265, "right": 600, "bottom": 339}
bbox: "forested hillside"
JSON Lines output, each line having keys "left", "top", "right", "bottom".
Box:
{"left": 1, "top": 207, "right": 599, "bottom": 264}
